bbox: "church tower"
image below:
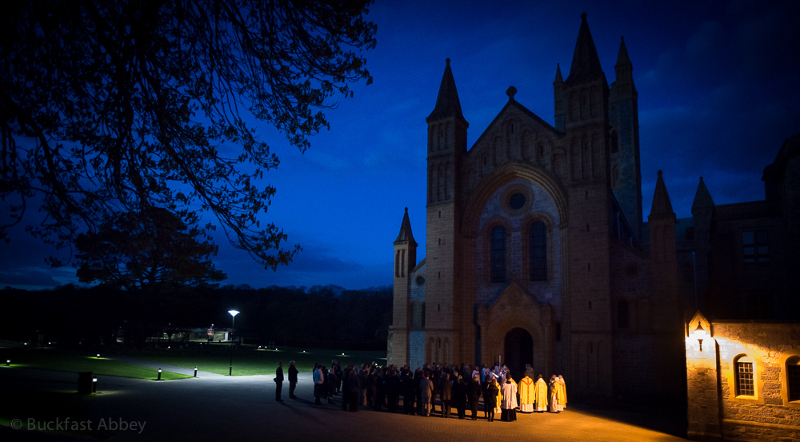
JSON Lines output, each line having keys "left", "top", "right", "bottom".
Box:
{"left": 391, "top": 207, "right": 417, "bottom": 365}
{"left": 563, "top": 13, "right": 614, "bottom": 396}
{"left": 609, "top": 36, "right": 643, "bottom": 240}
{"left": 647, "top": 170, "right": 684, "bottom": 400}
{"left": 425, "top": 58, "right": 468, "bottom": 364}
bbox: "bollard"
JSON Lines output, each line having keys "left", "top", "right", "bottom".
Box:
{"left": 194, "top": 366, "right": 198, "bottom": 377}
{"left": 92, "top": 377, "right": 97, "bottom": 393}
{"left": 5, "top": 359, "right": 9, "bottom": 366}
{"left": 96, "top": 353, "right": 100, "bottom": 359}
{"left": 157, "top": 368, "right": 162, "bottom": 381}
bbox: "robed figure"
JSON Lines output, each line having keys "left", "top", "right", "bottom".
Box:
{"left": 557, "top": 375, "right": 568, "bottom": 410}
{"left": 534, "top": 375, "right": 548, "bottom": 412}
{"left": 548, "top": 375, "right": 560, "bottom": 413}
{"left": 518, "top": 374, "right": 534, "bottom": 413}
{"left": 500, "top": 378, "right": 518, "bottom": 422}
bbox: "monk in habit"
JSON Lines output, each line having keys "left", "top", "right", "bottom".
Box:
{"left": 534, "top": 374, "right": 548, "bottom": 412}
{"left": 518, "top": 373, "right": 535, "bottom": 413}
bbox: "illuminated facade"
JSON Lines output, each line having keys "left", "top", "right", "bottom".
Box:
{"left": 388, "top": 14, "right": 685, "bottom": 403}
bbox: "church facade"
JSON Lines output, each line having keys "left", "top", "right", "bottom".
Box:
{"left": 388, "top": 14, "right": 686, "bottom": 402}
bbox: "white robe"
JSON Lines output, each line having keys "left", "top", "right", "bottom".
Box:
{"left": 501, "top": 382, "right": 518, "bottom": 410}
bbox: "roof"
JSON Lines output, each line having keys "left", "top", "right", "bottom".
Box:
{"left": 565, "top": 13, "right": 605, "bottom": 85}
{"left": 426, "top": 58, "right": 468, "bottom": 126}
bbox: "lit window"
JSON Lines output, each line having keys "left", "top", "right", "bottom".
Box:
{"left": 529, "top": 221, "right": 547, "bottom": 281}
{"left": 788, "top": 357, "right": 800, "bottom": 402}
{"left": 743, "top": 231, "right": 769, "bottom": 263}
{"left": 490, "top": 225, "right": 506, "bottom": 283}
{"left": 735, "top": 357, "right": 755, "bottom": 396}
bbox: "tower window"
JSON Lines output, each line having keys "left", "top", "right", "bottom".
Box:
{"left": 490, "top": 225, "right": 507, "bottom": 283}
{"left": 529, "top": 221, "right": 547, "bottom": 281}
{"left": 611, "top": 130, "right": 619, "bottom": 153}
{"left": 617, "top": 300, "right": 629, "bottom": 329}
{"left": 743, "top": 231, "right": 769, "bottom": 263}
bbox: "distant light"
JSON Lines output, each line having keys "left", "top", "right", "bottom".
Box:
{"left": 5, "top": 359, "right": 9, "bottom": 366}
{"left": 303, "top": 350, "right": 306, "bottom": 353}
{"left": 341, "top": 353, "right": 345, "bottom": 356}
{"left": 167, "top": 346, "right": 171, "bottom": 350}
{"left": 97, "top": 353, "right": 100, "bottom": 358}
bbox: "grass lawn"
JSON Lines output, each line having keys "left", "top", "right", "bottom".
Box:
{"left": 0, "top": 347, "right": 191, "bottom": 380}
{"left": 135, "top": 344, "right": 386, "bottom": 375}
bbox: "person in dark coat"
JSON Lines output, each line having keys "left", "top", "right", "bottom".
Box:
{"left": 341, "top": 366, "right": 351, "bottom": 411}
{"left": 385, "top": 368, "right": 401, "bottom": 412}
{"left": 440, "top": 372, "right": 452, "bottom": 418}
{"left": 401, "top": 369, "right": 416, "bottom": 414}
{"left": 288, "top": 361, "right": 298, "bottom": 399}
{"left": 453, "top": 374, "right": 467, "bottom": 419}
{"left": 484, "top": 377, "right": 499, "bottom": 422}
{"left": 374, "top": 368, "right": 385, "bottom": 411}
{"left": 326, "top": 366, "right": 338, "bottom": 404}
{"left": 275, "top": 361, "right": 284, "bottom": 402}
{"left": 347, "top": 367, "right": 360, "bottom": 411}
{"left": 467, "top": 374, "right": 482, "bottom": 420}
{"left": 366, "top": 368, "right": 377, "bottom": 407}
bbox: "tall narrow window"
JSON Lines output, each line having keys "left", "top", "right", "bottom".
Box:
{"left": 529, "top": 221, "right": 547, "bottom": 281}
{"left": 490, "top": 226, "right": 506, "bottom": 283}
{"left": 788, "top": 357, "right": 800, "bottom": 402}
{"left": 743, "top": 231, "right": 769, "bottom": 263}
{"left": 735, "top": 357, "right": 755, "bottom": 396}
{"left": 617, "top": 300, "right": 629, "bottom": 329}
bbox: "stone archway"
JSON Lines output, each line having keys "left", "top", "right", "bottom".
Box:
{"left": 504, "top": 327, "right": 533, "bottom": 381}
{"left": 477, "top": 282, "right": 554, "bottom": 376}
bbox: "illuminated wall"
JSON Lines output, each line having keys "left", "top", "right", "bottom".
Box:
{"left": 686, "top": 311, "right": 800, "bottom": 441}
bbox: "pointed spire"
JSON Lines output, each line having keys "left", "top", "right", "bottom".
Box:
{"left": 554, "top": 63, "right": 563, "bottom": 83}
{"left": 615, "top": 36, "right": 631, "bottom": 68}
{"left": 566, "top": 13, "right": 604, "bottom": 85}
{"left": 691, "top": 177, "right": 715, "bottom": 210}
{"left": 650, "top": 170, "right": 675, "bottom": 216}
{"left": 427, "top": 58, "right": 467, "bottom": 125}
{"left": 394, "top": 207, "right": 417, "bottom": 245}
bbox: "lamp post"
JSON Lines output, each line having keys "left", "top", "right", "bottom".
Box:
{"left": 228, "top": 310, "right": 239, "bottom": 376}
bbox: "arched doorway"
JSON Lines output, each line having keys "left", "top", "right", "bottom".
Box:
{"left": 504, "top": 328, "right": 533, "bottom": 381}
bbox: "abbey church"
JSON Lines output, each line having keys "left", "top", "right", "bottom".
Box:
{"left": 387, "top": 14, "right": 687, "bottom": 402}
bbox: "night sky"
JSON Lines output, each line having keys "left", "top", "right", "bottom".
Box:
{"left": 1, "top": 0, "right": 799, "bottom": 290}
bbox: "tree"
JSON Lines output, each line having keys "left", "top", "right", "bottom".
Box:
{"left": 0, "top": 0, "right": 377, "bottom": 268}
{"left": 75, "top": 207, "right": 226, "bottom": 291}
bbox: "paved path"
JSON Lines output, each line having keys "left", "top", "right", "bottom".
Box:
{"left": 109, "top": 355, "right": 227, "bottom": 378}
{"left": 0, "top": 364, "right": 687, "bottom": 441}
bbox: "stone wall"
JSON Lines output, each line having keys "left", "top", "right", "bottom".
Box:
{"left": 686, "top": 313, "right": 800, "bottom": 441}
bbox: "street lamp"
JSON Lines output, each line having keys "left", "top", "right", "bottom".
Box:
{"left": 228, "top": 310, "right": 240, "bottom": 376}
{"left": 694, "top": 322, "right": 707, "bottom": 352}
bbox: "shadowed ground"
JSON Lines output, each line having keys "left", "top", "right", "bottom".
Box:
{"left": 0, "top": 361, "right": 687, "bottom": 441}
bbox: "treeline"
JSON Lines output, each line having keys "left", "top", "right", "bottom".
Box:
{"left": 0, "top": 284, "right": 392, "bottom": 350}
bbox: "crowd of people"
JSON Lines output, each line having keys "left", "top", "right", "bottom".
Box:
{"left": 274, "top": 360, "right": 568, "bottom": 422}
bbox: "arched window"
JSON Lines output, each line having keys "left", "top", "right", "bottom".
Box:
{"left": 617, "top": 300, "right": 629, "bottom": 328}
{"left": 735, "top": 355, "right": 755, "bottom": 397}
{"left": 788, "top": 356, "right": 800, "bottom": 402}
{"left": 529, "top": 221, "right": 547, "bottom": 281}
{"left": 610, "top": 129, "right": 619, "bottom": 153}
{"left": 611, "top": 164, "right": 621, "bottom": 189}
{"left": 490, "top": 225, "right": 506, "bottom": 283}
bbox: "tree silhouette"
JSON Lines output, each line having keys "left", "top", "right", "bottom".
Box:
{"left": 75, "top": 207, "right": 226, "bottom": 292}
{"left": 0, "top": 0, "right": 377, "bottom": 268}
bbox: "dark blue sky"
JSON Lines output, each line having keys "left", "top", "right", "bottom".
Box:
{"left": 2, "top": 0, "right": 799, "bottom": 290}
